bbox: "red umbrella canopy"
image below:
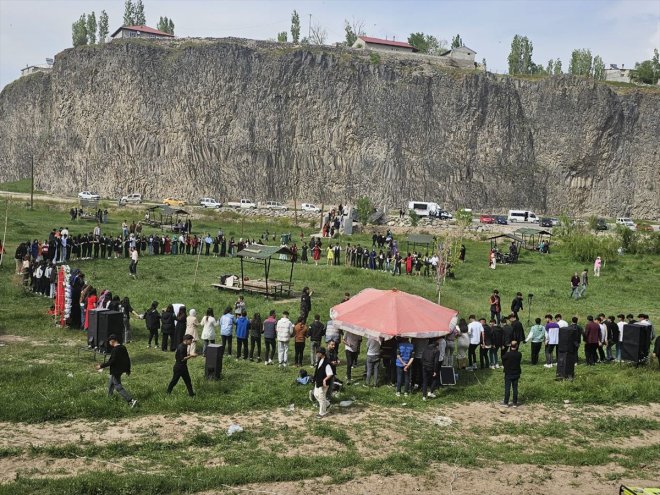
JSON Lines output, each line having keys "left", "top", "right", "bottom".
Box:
{"left": 329, "top": 288, "right": 458, "bottom": 340}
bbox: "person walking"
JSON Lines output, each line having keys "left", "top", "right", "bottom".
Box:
{"left": 276, "top": 311, "right": 293, "bottom": 367}
{"left": 166, "top": 334, "right": 197, "bottom": 397}
{"left": 525, "top": 318, "right": 545, "bottom": 365}
{"left": 593, "top": 256, "right": 602, "bottom": 277}
{"left": 501, "top": 341, "right": 522, "bottom": 408}
{"left": 510, "top": 293, "right": 524, "bottom": 319}
{"left": 579, "top": 268, "right": 589, "bottom": 297}
{"left": 129, "top": 246, "right": 138, "bottom": 278}
{"left": 313, "top": 348, "right": 333, "bottom": 418}
{"left": 96, "top": 335, "right": 137, "bottom": 408}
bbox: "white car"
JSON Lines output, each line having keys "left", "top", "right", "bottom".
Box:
{"left": 120, "top": 193, "right": 142, "bottom": 204}
{"left": 263, "top": 201, "right": 287, "bottom": 210}
{"left": 78, "top": 191, "right": 100, "bottom": 201}
{"left": 200, "top": 198, "right": 222, "bottom": 209}
{"left": 616, "top": 217, "right": 636, "bottom": 230}
{"left": 301, "top": 203, "right": 321, "bottom": 213}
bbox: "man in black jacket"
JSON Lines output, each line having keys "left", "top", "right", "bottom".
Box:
{"left": 308, "top": 314, "right": 326, "bottom": 366}
{"left": 313, "top": 348, "right": 334, "bottom": 418}
{"left": 557, "top": 317, "right": 581, "bottom": 380}
{"left": 510, "top": 292, "right": 524, "bottom": 319}
{"left": 501, "top": 341, "right": 522, "bottom": 408}
{"left": 510, "top": 314, "right": 526, "bottom": 347}
{"left": 421, "top": 340, "right": 439, "bottom": 400}
{"left": 300, "top": 287, "right": 312, "bottom": 324}
{"left": 96, "top": 335, "right": 137, "bottom": 408}
{"left": 144, "top": 301, "right": 160, "bottom": 349}
{"left": 167, "top": 334, "right": 197, "bottom": 397}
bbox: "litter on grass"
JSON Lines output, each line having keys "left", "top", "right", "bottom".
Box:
{"left": 226, "top": 424, "right": 244, "bottom": 436}
{"left": 431, "top": 416, "right": 453, "bottom": 427}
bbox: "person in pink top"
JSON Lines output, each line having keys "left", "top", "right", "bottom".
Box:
{"left": 593, "top": 256, "right": 602, "bottom": 277}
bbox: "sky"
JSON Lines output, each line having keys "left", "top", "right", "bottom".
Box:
{"left": 0, "top": 0, "right": 659, "bottom": 90}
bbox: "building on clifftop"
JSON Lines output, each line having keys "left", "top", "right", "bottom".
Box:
{"left": 20, "top": 58, "right": 53, "bottom": 77}
{"left": 604, "top": 64, "right": 631, "bottom": 83}
{"left": 439, "top": 46, "right": 477, "bottom": 68}
{"left": 110, "top": 25, "right": 175, "bottom": 40}
{"left": 351, "top": 36, "right": 416, "bottom": 53}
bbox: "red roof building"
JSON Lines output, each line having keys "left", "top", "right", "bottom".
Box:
{"left": 352, "top": 36, "right": 416, "bottom": 53}
{"left": 110, "top": 25, "right": 175, "bottom": 40}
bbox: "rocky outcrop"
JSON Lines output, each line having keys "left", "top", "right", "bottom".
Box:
{"left": 1, "top": 38, "right": 658, "bottom": 218}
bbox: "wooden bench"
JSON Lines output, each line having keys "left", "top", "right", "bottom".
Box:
{"left": 211, "top": 283, "right": 242, "bottom": 292}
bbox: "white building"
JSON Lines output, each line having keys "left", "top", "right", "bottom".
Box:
{"left": 352, "top": 36, "right": 416, "bottom": 53}
{"left": 439, "top": 46, "right": 477, "bottom": 68}
{"left": 604, "top": 64, "right": 631, "bottom": 83}
{"left": 20, "top": 58, "right": 53, "bottom": 77}
{"left": 110, "top": 25, "right": 175, "bottom": 40}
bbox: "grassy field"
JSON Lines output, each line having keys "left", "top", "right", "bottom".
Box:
{"left": 0, "top": 196, "right": 658, "bottom": 494}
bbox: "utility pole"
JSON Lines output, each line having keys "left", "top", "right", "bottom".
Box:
{"left": 30, "top": 154, "right": 34, "bottom": 209}
{"left": 308, "top": 14, "right": 312, "bottom": 39}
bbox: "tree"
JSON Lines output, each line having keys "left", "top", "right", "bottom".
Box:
{"left": 593, "top": 55, "right": 605, "bottom": 80}
{"left": 291, "top": 10, "right": 300, "bottom": 43}
{"left": 157, "top": 16, "right": 174, "bottom": 35}
{"left": 546, "top": 59, "right": 554, "bottom": 75}
{"left": 482, "top": 58, "right": 487, "bottom": 72}
{"left": 168, "top": 18, "right": 175, "bottom": 35}
{"left": 407, "top": 32, "right": 444, "bottom": 55}
{"left": 72, "top": 14, "right": 88, "bottom": 47}
{"left": 451, "top": 34, "right": 463, "bottom": 48}
{"left": 309, "top": 23, "right": 327, "bottom": 45}
{"left": 277, "top": 31, "right": 287, "bottom": 42}
{"left": 98, "top": 10, "right": 109, "bottom": 43}
{"left": 568, "top": 48, "right": 592, "bottom": 76}
{"left": 631, "top": 49, "right": 660, "bottom": 85}
{"left": 554, "top": 58, "right": 562, "bottom": 75}
{"left": 507, "top": 35, "right": 534, "bottom": 75}
{"left": 134, "top": 0, "right": 146, "bottom": 25}
{"left": 123, "top": 0, "right": 135, "bottom": 25}
{"left": 344, "top": 18, "right": 365, "bottom": 47}
{"left": 356, "top": 197, "right": 373, "bottom": 226}
{"left": 86, "top": 12, "right": 97, "bottom": 45}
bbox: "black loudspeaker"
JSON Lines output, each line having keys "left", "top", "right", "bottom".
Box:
{"left": 205, "top": 344, "right": 225, "bottom": 379}
{"left": 91, "top": 310, "right": 124, "bottom": 352}
{"left": 439, "top": 366, "right": 456, "bottom": 386}
{"left": 621, "top": 324, "right": 652, "bottom": 363}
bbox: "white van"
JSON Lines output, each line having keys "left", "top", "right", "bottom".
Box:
{"left": 616, "top": 217, "right": 636, "bottom": 230}
{"left": 508, "top": 210, "right": 539, "bottom": 223}
{"left": 301, "top": 203, "right": 321, "bottom": 213}
{"left": 407, "top": 201, "right": 440, "bottom": 217}
{"left": 200, "top": 198, "right": 221, "bottom": 208}
{"left": 120, "top": 193, "right": 142, "bottom": 204}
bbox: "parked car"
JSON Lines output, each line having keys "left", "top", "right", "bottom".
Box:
{"left": 616, "top": 217, "right": 636, "bottom": 230}
{"left": 479, "top": 215, "right": 496, "bottom": 224}
{"left": 227, "top": 199, "right": 257, "bottom": 209}
{"left": 120, "top": 193, "right": 142, "bottom": 204}
{"left": 163, "top": 197, "right": 186, "bottom": 207}
{"left": 508, "top": 209, "right": 539, "bottom": 223}
{"left": 436, "top": 209, "right": 453, "bottom": 220}
{"left": 263, "top": 201, "right": 287, "bottom": 210}
{"left": 78, "top": 191, "right": 100, "bottom": 201}
{"left": 301, "top": 203, "right": 321, "bottom": 213}
{"left": 199, "top": 198, "right": 221, "bottom": 208}
{"left": 540, "top": 218, "right": 554, "bottom": 228}
{"left": 495, "top": 216, "right": 508, "bottom": 225}
{"left": 595, "top": 219, "right": 608, "bottom": 231}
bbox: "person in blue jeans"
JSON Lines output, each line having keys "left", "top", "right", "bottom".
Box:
{"left": 501, "top": 341, "right": 522, "bottom": 407}
{"left": 396, "top": 338, "right": 414, "bottom": 397}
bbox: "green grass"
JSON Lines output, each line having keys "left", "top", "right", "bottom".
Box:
{"left": 0, "top": 178, "right": 44, "bottom": 194}
{"left": 0, "top": 196, "right": 659, "bottom": 493}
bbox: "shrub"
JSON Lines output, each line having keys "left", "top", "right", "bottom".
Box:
{"left": 369, "top": 52, "right": 380, "bottom": 65}
{"left": 356, "top": 197, "right": 373, "bottom": 226}
{"left": 408, "top": 209, "right": 419, "bottom": 227}
{"left": 562, "top": 232, "right": 618, "bottom": 263}
{"left": 615, "top": 225, "right": 639, "bottom": 253}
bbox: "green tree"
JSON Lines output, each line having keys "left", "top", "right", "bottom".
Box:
{"left": 356, "top": 197, "right": 373, "bottom": 226}
{"left": 507, "top": 35, "right": 534, "bottom": 75}
{"left": 72, "top": 14, "right": 88, "bottom": 47}
{"left": 157, "top": 16, "right": 174, "bottom": 35}
{"left": 568, "top": 49, "right": 592, "bottom": 76}
{"left": 407, "top": 32, "right": 443, "bottom": 54}
{"left": 451, "top": 34, "right": 462, "bottom": 48}
{"left": 86, "top": 11, "right": 97, "bottom": 44}
{"left": 134, "top": 0, "right": 146, "bottom": 25}
{"left": 482, "top": 57, "right": 487, "bottom": 71}
{"left": 344, "top": 19, "right": 365, "bottom": 47}
{"left": 123, "top": 0, "right": 135, "bottom": 25}
{"left": 168, "top": 18, "right": 175, "bottom": 35}
{"left": 554, "top": 58, "right": 562, "bottom": 75}
{"left": 653, "top": 48, "right": 660, "bottom": 79}
{"left": 291, "top": 10, "right": 300, "bottom": 43}
{"left": 631, "top": 60, "right": 658, "bottom": 84}
{"left": 408, "top": 210, "right": 419, "bottom": 227}
{"left": 98, "top": 10, "right": 109, "bottom": 43}
{"left": 547, "top": 59, "right": 554, "bottom": 75}
{"left": 277, "top": 31, "right": 287, "bottom": 42}
{"left": 593, "top": 55, "right": 605, "bottom": 80}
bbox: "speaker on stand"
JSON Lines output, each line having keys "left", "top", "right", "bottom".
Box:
{"left": 621, "top": 324, "right": 652, "bottom": 366}
{"left": 93, "top": 310, "right": 124, "bottom": 353}
{"left": 205, "top": 344, "right": 225, "bottom": 379}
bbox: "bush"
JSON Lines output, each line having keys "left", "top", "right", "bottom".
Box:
{"left": 454, "top": 209, "right": 472, "bottom": 228}
{"left": 408, "top": 209, "right": 419, "bottom": 227}
{"left": 561, "top": 232, "right": 618, "bottom": 264}
{"left": 369, "top": 52, "right": 381, "bottom": 65}
{"left": 356, "top": 197, "right": 373, "bottom": 226}
{"left": 615, "top": 225, "right": 639, "bottom": 253}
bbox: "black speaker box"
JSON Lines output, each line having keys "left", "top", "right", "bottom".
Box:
{"left": 205, "top": 344, "right": 225, "bottom": 379}
{"left": 439, "top": 366, "right": 456, "bottom": 386}
{"left": 621, "top": 324, "right": 652, "bottom": 363}
{"left": 89, "top": 309, "right": 124, "bottom": 351}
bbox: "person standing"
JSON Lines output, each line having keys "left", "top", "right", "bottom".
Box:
{"left": 220, "top": 306, "right": 235, "bottom": 356}
{"left": 571, "top": 272, "right": 581, "bottom": 299}
{"left": 235, "top": 310, "right": 249, "bottom": 359}
{"left": 421, "top": 339, "right": 439, "bottom": 400}
{"left": 120, "top": 297, "right": 139, "bottom": 344}
{"left": 313, "top": 348, "right": 334, "bottom": 418}
{"left": 544, "top": 314, "right": 560, "bottom": 368}
{"left": 144, "top": 301, "right": 161, "bottom": 349}
{"left": 501, "top": 341, "right": 522, "bottom": 407}
{"left": 308, "top": 314, "right": 326, "bottom": 366}
{"left": 200, "top": 308, "right": 219, "bottom": 357}
{"left": 593, "top": 256, "right": 602, "bottom": 277}
{"left": 584, "top": 315, "right": 600, "bottom": 365}
{"left": 479, "top": 317, "right": 492, "bottom": 369}
{"left": 510, "top": 293, "right": 524, "bottom": 319}
{"left": 186, "top": 309, "right": 200, "bottom": 356}
{"left": 489, "top": 319, "right": 502, "bottom": 369}
{"left": 467, "top": 315, "right": 483, "bottom": 370}
{"left": 365, "top": 336, "right": 382, "bottom": 387}
{"left": 525, "top": 318, "right": 545, "bottom": 365}
{"left": 343, "top": 331, "right": 360, "bottom": 383}
{"left": 174, "top": 306, "right": 187, "bottom": 347}
{"left": 293, "top": 316, "right": 308, "bottom": 367}
{"left": 96, "top": 335, "right": 137, "bottom": 408}
{"left": 579, "top": 268, "right": 589, "bottom": 297}
{"left": 616, "top": 314, "right": 626, "bottom": 361}
{"left": 489, "top": 290, "right": 501, "bottom": 324}
{"left": 456, "top": 321, "right": 470, "bottom": 370}
{"left": 396, "top": 338, "right": 414, "bottom": 397}
{"left": 129, "top": 246, "right": 138, "bottom": 278}
{"left": 510, "top": 313, "right": 526, "bottom": 346}
{"left": 276, "top": 311, "right": 293, "bottom": 367}
{"left": 557, "top": 317, "right": 581, "bottom": 380}
{"left": 160, "top": 304, "right": 176, "bottom": 352}
{"left": 166, "top": 334, "right": 197, "bottom": 397}
{"left": 262, "top": 310, "right": 277, "bottom": 365}
{"left": 249, "top": 312, "right": 263, "bottom": 362}
{"left": 300, "top": 287, "right": 312, "bottom": 324}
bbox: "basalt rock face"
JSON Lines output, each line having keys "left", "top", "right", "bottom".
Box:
{"left": 1, "top": 38, "right": 659, "bottom": 218}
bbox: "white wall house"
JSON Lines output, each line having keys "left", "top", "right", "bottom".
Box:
{"left": 604, "top": 64, "right": 631, "bottom": 83}
{"left": 20, "top": 58, "right": 53, "bottom": 77}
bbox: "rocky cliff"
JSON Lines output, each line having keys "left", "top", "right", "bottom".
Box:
{"left": 1, "top": 38, "right": 659, "bottom": 218}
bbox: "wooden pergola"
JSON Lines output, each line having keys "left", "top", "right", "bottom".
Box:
{"left": 236, "top": 244, "right": 295, "bottom": 298}
{"left": 513, "top": 228, "right": 552, "bottom": 251}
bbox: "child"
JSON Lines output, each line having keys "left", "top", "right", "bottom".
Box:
{"left": 234, "top": 295, "right": 246, "bottom": 318}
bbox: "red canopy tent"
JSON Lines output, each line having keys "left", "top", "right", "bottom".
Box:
{"left": 329, "top": 288, "right": 458, "bottom": 340}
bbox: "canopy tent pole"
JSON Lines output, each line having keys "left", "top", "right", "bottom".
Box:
{"left": 288, "top": 257, "right": 294, "bottom": 297}
{"left": 0, "top": 197, "right": 9, "bottom": 266}
{"left": 265, "top": 257, "right": 270, "bottom": 299}
{"left": 240, "top": 257, "right": 245, "bottom": 293}
{"left": 193, "top": 235, "right": 203, "bottom": 286}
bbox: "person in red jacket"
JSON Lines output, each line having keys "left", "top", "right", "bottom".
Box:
{"left": 584, "top": 315, "right": 601, "bottom": 366}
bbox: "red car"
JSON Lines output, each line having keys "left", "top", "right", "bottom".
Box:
{"left": 480, "top": 215, "right": 496, "bottom": 224}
